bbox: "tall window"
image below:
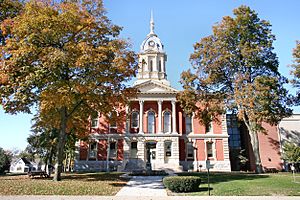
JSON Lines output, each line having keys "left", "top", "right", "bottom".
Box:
{"left": 109, "top": 142, "right": 117, "bottom": 160}
{"left": 150, "top": 60, "right": 153, "bottom": 72}
{"left": 109, "top": 111, "right": 117, "bottom": 129}
{"left": 131, "top": 112, "right": 139, "bottom": 128}
{"left": 206, "top": 122, "right": 213, "bottom": 133}
{"left": 206, "top": 142, "right": 213, "bottom": 159}
{"left": 89, "top": 142, "right": 97, "bottom": 159}
{"left": 187, "top": 142, "right": 194, "bottom": 159}
{"left": 147, "top": 111, "right": 155, "bottom": 133}
{"left": 159, "top": 60, "right": 162, "bottom": 72}
{"left": 163, "top": 111, "right": 171, "bottom": 133}
{"left": 130, "top": 142, "right": 138, "bottom": 158}
{"left": 185, "top": 115, "right": 192, "bottom": 134}
{"left": 91, "top": 116, "right": 98, "bottom": 128}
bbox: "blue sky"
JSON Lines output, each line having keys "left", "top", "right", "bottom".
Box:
{"left": 1, "top": 0, "right": 300, "bottom": 150}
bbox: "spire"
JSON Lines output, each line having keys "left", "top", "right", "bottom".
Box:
{"left": 149, "top": 10, "right": 155, "bottom": 35}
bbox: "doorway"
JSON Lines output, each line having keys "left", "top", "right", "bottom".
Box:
{"left": 145, "top": 141, "right": 157, "bottom": 170}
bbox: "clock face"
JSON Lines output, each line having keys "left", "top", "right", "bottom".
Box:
{"left": 148, "top": 40, "right": 155, "bottom": 47}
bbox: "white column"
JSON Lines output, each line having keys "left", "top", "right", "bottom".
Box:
{"left": 158, "top": 100, "right": 163, "bottom": 134}
{"left": 125, "top": 105, "right": 129, "bottom": 134}
{"left": 171, "top": 100, "right": 177, "bottom": 133}
{"left": 139, "top": 100, "right": 144, "bottom": 134}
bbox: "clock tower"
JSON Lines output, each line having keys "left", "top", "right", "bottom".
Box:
{"left": 134, "top": 12, "right": 170, "bottom": 86}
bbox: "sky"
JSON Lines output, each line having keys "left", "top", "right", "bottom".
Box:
{"left": 1, "top": 0, "right": 300, "bottom": 151}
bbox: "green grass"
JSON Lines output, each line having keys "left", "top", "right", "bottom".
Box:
{"left": 170, "top": 172, "right": 300, "bottom": 196}
{"left": 0, "top": 172, "right": 128, "bottom": 195}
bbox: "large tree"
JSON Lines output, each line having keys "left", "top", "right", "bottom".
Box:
{"left": 291, "top": 41, "right": 300, "bottom": 103}
{"left": 179, "top": 5, "right": 291, "bottom": 173}
{"left": 0, "top": 0, "right": 137, "bottom": 181}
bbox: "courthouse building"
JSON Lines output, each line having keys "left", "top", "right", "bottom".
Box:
{"left": 74, "top": 15, "right": 284, "bottom": 173}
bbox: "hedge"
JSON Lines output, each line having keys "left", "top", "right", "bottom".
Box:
{"left": 163, "top": 176, "right": 201, "bottom": 193}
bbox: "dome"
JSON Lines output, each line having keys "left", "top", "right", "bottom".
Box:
{"left": 140, "top": 34, "right": 164, "bottom": 53}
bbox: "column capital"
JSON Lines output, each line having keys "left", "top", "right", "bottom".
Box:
{"left": 139, "top": 100, "right": 144, "bottom": 105}
{"left": 157, "top": 99, "right": 163, "bottom": 105}
{"left": 171, "top": 100, "right": 176, "bottom": 105}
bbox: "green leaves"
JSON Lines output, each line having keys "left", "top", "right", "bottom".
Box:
{"left": 282, "top": 142, "right": 300, "bottom": 164}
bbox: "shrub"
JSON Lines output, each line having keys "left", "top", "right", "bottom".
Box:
{"left": 163, "top": 176, "right": 201, "bottom": 193}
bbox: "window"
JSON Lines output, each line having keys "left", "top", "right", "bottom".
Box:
{"left": 206, "top": 122, "right": 213, "bottom": 133}
{"left": 206, "top": 142, "right": 213, "bottom": 158}
{"left": 150, "top": 60, "right": 153, "bottom": 72}
{"left": 159, "top": 60, "right": 162, "bottom": 72}
{"left": 130, "top": 142, "right": 138, "bottom": 158}
{"left": 185, "top": 116, "right": 192, "bottom": 134}
{"left": 163, "top": 111, "right": 171, "bottom": 133}
{"left": 131, "top": 112, "right": 139, "bottom": 128}
{"left": 187, "top": 142, "right": 194, "bottom": 158}
{"left": 227, "top": 115, "right": 241, "bottom": 148}
{"left": 109, "top": 142, "right": 117, "bottom": 160}
{"left": 165, "top": 141, "right": 172, "bottom": 157}
{"left": 91, "top": 116, "right": 98, "bottom": 128}
{"left": 147, "top": 111, "right": 155, "bottom": 133}
{"left": 109, "top": 111, "right": 117, "bottom": 129}
{"left": 89, "top": 142, "right": 97, "bottom": 158}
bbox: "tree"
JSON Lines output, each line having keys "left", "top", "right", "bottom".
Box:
{"left": 179, "top": 5, "right": 291, "bottom": 173}
{"left": 0, "top": 0, "right": 23, "bottom": 45}
{"left": 0, "top": 147, "right": 12, "bottom": 174}
{"left": 282, "top": 142, "right": 300, "bottom": 164}
{"left": 291, "top": 41, "right": 300, "bottom": 103}
{"left": 0, "top": 0, "right": 137, "bottom": 181}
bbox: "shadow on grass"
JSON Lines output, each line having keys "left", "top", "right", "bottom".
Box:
{"left": 61, "top": 172, "right": 128, "bottom": 182}
{"left": 177, "top": 172, "right": 269, "bottom": 185}
{"left": 197, "top": 187, "right": 213, "bottom": 192}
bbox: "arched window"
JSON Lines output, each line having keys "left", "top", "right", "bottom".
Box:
{"left": 131, "top": 111, "right": 139, "bottom": 128}
{"left": 147, "top": 111, "right": 155, "bottom": 133}
{"left": 163, "top": 111, "right": 171, "bottom": 133}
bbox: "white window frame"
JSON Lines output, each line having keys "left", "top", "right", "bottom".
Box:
{"left": 109, "top": 111, "right": 118, "bottom": 130}
{"left": 109, "top": 141, "right": 117, "bottom": 160}
{"left": 206, "top": 140, "right": 215, "bottom": 159}
{"left": 89, "top": 142, "right": 97, "bottom": 159}
{"left": 131, "top": 111, "right": 139, "bottom": 128}
{"left": 163, "top": 110, "right": 171, "bottom": 133}
{"left": 206, "top": 121, "right": 213, "bottom": 133}
{"left": 186, "top": 142, "right": 194, "bottom": 159}
{"left": 91, "top": 114, "right": 99, "bottom": 128}
{"left": 147, "top": 110, "right": 156, "bottom": 133}
{"left": 185, "top": 115, "right": 192, "bottom": 134}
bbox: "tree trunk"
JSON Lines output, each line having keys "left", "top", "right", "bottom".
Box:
{"left": 53, "top": 107, "right": 67, "bottom": 181}
{"left": 248, "top": 122, "right": 263, "bottom": 173}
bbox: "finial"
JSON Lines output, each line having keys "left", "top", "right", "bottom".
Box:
{"left": 150, "top": 10, "right": 154, "bottom": 35}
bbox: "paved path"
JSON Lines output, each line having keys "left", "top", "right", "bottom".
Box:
{"left": 0, "top": 196, "right": 300, "bottom": 200}
{"left": 115, "top": 175, "right": 167, "bottom": 196}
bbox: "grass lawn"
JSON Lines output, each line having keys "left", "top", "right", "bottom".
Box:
{"left": 0, "top": 172, "right": 128, "bottom": 195}
{"left": 169, "top": 172, "right": 300, "bottom": 196}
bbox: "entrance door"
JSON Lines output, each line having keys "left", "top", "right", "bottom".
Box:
{"left": 145, "top": 141, "right": 156, "bottom": 170}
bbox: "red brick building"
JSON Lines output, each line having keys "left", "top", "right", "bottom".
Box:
{"left": 74, "top": 15, "right": 283, "bottom": 173}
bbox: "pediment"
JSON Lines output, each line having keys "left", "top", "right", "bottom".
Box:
{"left": 134, "top": 80, "right": 178, "bottom": 94}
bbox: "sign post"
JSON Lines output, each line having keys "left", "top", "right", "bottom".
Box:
{"left": 206, "top": 160, "right": 211, "bottom": 196}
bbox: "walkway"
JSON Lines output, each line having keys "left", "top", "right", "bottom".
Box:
{"left": 115, "top": 175, "right": 167, "bottom": 196}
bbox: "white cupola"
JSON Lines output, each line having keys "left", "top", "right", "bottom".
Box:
{"left": 134, "top": 11, "right": 170, "bottom": 86}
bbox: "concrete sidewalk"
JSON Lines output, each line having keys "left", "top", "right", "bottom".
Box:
{"left": 0, "top": 196, "right": 300, "bottom": 200}
{"left": 115, "top": 175, "right": 167, "bottom": 196}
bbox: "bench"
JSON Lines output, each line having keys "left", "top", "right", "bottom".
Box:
{"left": 28, "top": 171, "right": 50, "bottom": 178}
